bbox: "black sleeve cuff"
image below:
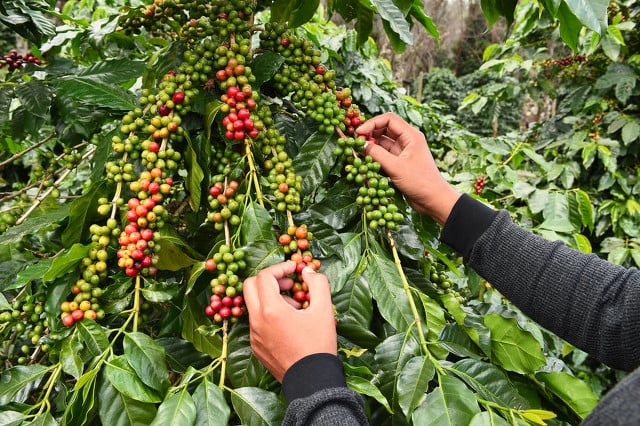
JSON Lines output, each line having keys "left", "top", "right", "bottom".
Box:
{"left": 440, "top": 194, "right": 499, "bottom": 259}
{"left": 282, "top": 353, "right": 346, "bottom": 406}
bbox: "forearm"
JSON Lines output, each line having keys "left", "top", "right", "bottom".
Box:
{"left": 282, "top": 354, "right": 369, "bottom": 426}
{"left": 441, "top": 195, "right": 640, "bottom": 371}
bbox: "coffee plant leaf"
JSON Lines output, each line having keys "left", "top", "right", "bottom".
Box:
{"left": 0, "top": 293, "right": 9, "bottom": 311}
{"left": 149, "top": 388, "right": 196, "bottom": 426}
{"left": 410, "top": 2, "right": 439, "bottom": 42}
{"left": 181, "top": 294, "right": 222, "bottom": 359}
{"left": 334, "top": 272, "right": 372, "bottom": 327}
{"left": 438, "top": 323, "right": 483, "bottom": 359}
{"left": 307, "top": 193, "right": 360, "bottom": 231}
{"left": 294, "top": 131, "right": 338, "bottom": 196}
{"left": 0, "top": 411, "right": 24, "bottom": 426}
{"left": 397, "top": 356, "right": 435, "bottom": 418}
{"left": 76, "top": 319, "right": 109, "bottom": 358}
{"left": 0, "top": 203, "right": 70, "bottom": 245}
{"left": 15, "top": 80, "right": 54, "bottom": 118}
{"left": 250, "top": 51, "right": 285, "bottom": 89}
{"left": 449, "top": 358, "right": 530, "bottom": 409}
{"left": 373, "top": 332, "right": 420, "bottom": 409}
{"left": 411, "top": 374, "right": 481, "bottom": 425}
{"left": 62, "top": 180, "right": 111, "bottom": 245}
{"left": 321, "top": 232, "right": 362, "bottom": 293}
{"left": 372, "top": 0, "right": 413, "bottom": 44}
{"left": 563, "top": 0, "right": 608, "bottom": 34}
{"left": 140, "top": 277, "right": 181, "bottom": 303}
{"left": 227, "top": 323, "right": 272, "bottom": 388}
{"left": 367, "top": 251, "right": 416, "bottom": 333}
{"left": 480, "top": 0, "right": 518, "bottom": 27}
{"left": 535, "top": 371, "right": 598, "bottom": 419}
{"left": 156, "top": 337, "right": 211, "bottom": 374}
{"left": 242, "top": 239, "right": 284, "bottom": 276}
{"left": 60, "top": 336, "right": 84, "bottom": 380}
{"left": 468, "top": 411, "right": 512, "bottom": 426}
{"left": 97, "top": 371, "right": 158, "bottom": 426}
{"left": 43, "top": 243, "right": 90, "bottom": 283}
{"left": 417, "top": 293, "right": 448, "bottom": 358}
{"left": 230, "top": 387, "right": 285, "bottom": 426}
{"left": 185, "top": 145, "right": 204, "bottom": 212}
{"left": 55, "top": 77, "right": 137, "bottom": 111}
{"left": 556, "top": 2, "right": 582, "bottom": 52}
{"left": 347, "top": 374, "right": 393, "bottom": 413}
{"left": 154, "top": 234, "right": 200, "bottom": 271}
{"left": 193, "top": 378, "right": 231, "bottom": 426}
{"left": 78, "top": 58, "right": 146, "bottom": 85}
{"left": 483, "top": 314, "right": 546, "bottom": 374}
{"left": 123, "top": 332, "right": 170, "bottom": 393}
{"left": 105, "top": 355, "right": 162, "bottom": 403}
{"left": 0, "top": 365, "right": 49, "bottom": 406}
{"left": 7, "top": 259, "right": 50, "bottom": 292}
{"left": 240, "top": 202, "right": 277, "bottom": 244}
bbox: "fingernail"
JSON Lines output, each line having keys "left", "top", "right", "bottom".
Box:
{"left": 363, "top": 140, "right": 369, "bottom": 150}
{"left": 302, "top": 266, "right": 316, "bottom": 273}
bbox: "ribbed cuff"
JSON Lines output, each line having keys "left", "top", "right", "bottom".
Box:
{"left": 440, "top": 194, "right": 498, "bottom": 259}
{"left": 282, "top": 353, "right": 346, "bottom": 406}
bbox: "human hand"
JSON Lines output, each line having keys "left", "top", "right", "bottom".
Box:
{"left": 356, "top": 112, "right": 461, "bottom": 226}
{"left": 243, "top": 261, "right": 337, "bottom": 382}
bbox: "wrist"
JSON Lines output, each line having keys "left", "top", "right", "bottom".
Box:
{"left": 281, "top": 353, "right": 346, "bottom": 405}
{"left": 424, "top": 187, "right": 462, "bottom": 226}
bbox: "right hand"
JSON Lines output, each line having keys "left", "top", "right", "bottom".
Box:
{"left": 356, "top": 112, "right": 461, "bottom": 226}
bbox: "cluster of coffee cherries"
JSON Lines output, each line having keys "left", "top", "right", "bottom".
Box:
{"left": 278, "top": 225, "right": 321, "bottom": 308}
{"left": 207, "top": 179, "right": 244, "bottom": 230}
{"left": 59, "top": 222, "right": 116, "bottom": 326}
{"left": 0, "top": 293, "right": 48, "bottom": 365}
{"left": 428, "top": 260, "right": 465, "bottom": 304}
{"left": 204, "top": 245, "right": 247, "bottom": 322}
{"left": 118, "top": 0, "right": 191, "bottom": 36}
{"left": 474, "top": 176, "right": 486, "bottom": 195}
{"left": 343, "top": 152, "right": 403, "bottom": 230}
{"left": 0, "top": 50, "right": 42, "bottom": 72}
{"left": 221, "top": 85, "right": 259, "bottom": 141}
{"left": 0, "top": 194, "right": 30, "bottom": 234}
{"left": 117, "top": 169, "right": 172, "bottom": 277}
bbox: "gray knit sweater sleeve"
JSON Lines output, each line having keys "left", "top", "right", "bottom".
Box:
{"left": 441, "top": 195, "right": 640, "bottom": 371}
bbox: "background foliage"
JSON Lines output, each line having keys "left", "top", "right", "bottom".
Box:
{"left": 0, "top": 0, "right": 638, "bottom": 425}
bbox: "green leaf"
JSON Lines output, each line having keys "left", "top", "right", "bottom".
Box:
{"left": 0, "top": 411, "right": 24, "bottom": 426}
{"left": 372, "top": 0, "right": 413, "bottom": 44}
{"left": 105, "top": 356, "right": 162, "bottom": 403}
{"left": 0, "top": 365, "right": 49, "bottom": 405}
{"left": 193, "top": 378, "right": 231, "bottom": 426}
{"left": 622, "top": 120, "right": 640, "bottom": 144}
{"left": 76, "top": 319, "right": 109, "bottom": 358}
{"left": 124, "top": 332, "right": 170, "bottom": 393}
{"left": 539, "top": 192, "right": 574, "bottom": 233}
{"left": 0, "top": 203, "right": 70, "bottom": 245}
{"left": 397, "top": 356, "right": 435, "bottom": 417}
{"left": 43, "top": 243, "right": 89, "bottom": 283}
{"left": 8, "top": 259, "right": 51, "bottom": 291}
{"left": 480, "top": 0, "right": 518, "bottom": 27}
{"left": 156, "top": 337, "right": 211, "bottom": 373}
{"left": 227, "top": 323, "right": 271, "bottom": 388}
{"left": 347, "top": 375, "right": 392, "bottom": 413}
{"left": 294, "top": 131, "right": 338, "bottom": 195}
{"left": 155, "top": 234, "right": 199, "bottom": 271}
{"left": 185, "top": 145, "right": 204, "bottom": 212}
{"left": 322, "top": 232, "right": 363, "bottom": 294}
{"left": 150, "top": 389, "right": 197, "bottom": 426}
{"left": 469, "top": 411, "right": 512, "bottom": 426}
{"left": 563, "top": 0, "right": 608, "bottom": 33}
{"left": 79, "top": 58, "right": 146, "bottom": 84}
{"left": 412, "top": 374, "right": 481, "bottom": 425}
{"left": 62, "top": 180, "right": 110, "bottom": 245}
{"left": 61, "top": 336, "right": 84, "bottom": 379}
{"left": 367, "top": 251, "right": 415, "bottom": 332}
{"left": 438, "top": 324, "right": 482, "bottom": 359}
{"left": 573, "top": 234, "right": 592, "bottom": 253}
{"left": 556, "top": 2, "right": 583, "bottom": 51}
{"left": 270, "top": 0, "right": 319, "bottom": 27}
{"left": 22, "top": 411, "right": 57, "bottom": 426}
{"left": 355, "top": 3, "right": 374, "bottom": 46}
{"left": 449, "top": 358, "right": 530, "bottom": 409}
{"left": 181, "top": 293, "right": 222, "bottom": 358}
{"left": 98, "top": 371, "right": 158, "bottom": 426}
{"left": 410, "top": 1, "right": 439, "bottom": 41}
{"left": 574, "top": 189, "right": 594, "bottom": 232}
{"left": 308, "top": 194, "right": 360, "bottom": 231}
{"left": 242, "top": 239, "right": 284, "bottom": 276}
{"left": 240, "top": 202, "right": 276, "bottom": 244}
{"left": 251, "top": 51, "right": 285, "bottom": 88}
{"left": 15, "top": 80, "right": 54, "bottom": 118}
{"left": 373, "top": 333, "right": 420, "bottom": 410}
{"left": 55, "top": 77, "right": 137, "bottom": 111}
{"left": 483, "top": 314, "right": 546, "bottom": 374}
{"left": 535, "top": 371, "right": 598, "bottom": 419}
{"left": 230, "top": 387, "right": 285, "bottom": 426}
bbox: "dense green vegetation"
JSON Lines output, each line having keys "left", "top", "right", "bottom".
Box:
{"left": 0, "top": 0, "right": 637, "bottom": 425}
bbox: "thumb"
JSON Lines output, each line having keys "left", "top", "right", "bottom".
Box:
{"left": 302, "top": 267, "right": 332, "bottom": 311}
{"left": 365, "top": 142, "right": 400, "bottom": 177}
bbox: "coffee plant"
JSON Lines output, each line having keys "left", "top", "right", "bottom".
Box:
{"left": 0, "top": 0, "right": 631, "bottom": 425}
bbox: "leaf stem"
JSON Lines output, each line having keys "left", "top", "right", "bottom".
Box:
{"left": 132, "top": 275, "right": 142, "bottom": 332}
{"left": 386, "top": 230, "right": 430, "bottom": 356}
{"left": 245, "top": 138, "right": 264, "bottom": 206}
{"left": 218, "top": 319, "right": 229, "bottom": 388}
{"left": 0, "top": 133, "right": 56, "bottom": 170}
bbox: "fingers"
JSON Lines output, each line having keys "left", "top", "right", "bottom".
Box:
{"left": 364, "top": 138, "right": 401, "bottom": 168}
{"left": 356, "top": 112, "right": 414, "bottom": 146}
{"left": 301, "top": 267, "right": 332, "bottom": 312}
{"left": 244, "top": 261, "right": 297, "bottom": 312}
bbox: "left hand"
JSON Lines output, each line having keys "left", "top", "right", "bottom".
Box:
{"left": 243, "top": 261, "right": 337, "bottom": 382}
